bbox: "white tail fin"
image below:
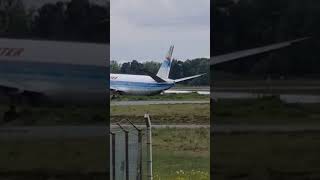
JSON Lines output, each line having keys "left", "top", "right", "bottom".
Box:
{"left": 156, "top": 45, "right": 174, "bottom": 79}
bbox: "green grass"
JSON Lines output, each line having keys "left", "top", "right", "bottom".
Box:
{"left": 0, "top": 128, "right": 210, "bottom": 180}
{"left": 212, "top": 133, "right": 320, "bottom": 180}
{"left": 212, "top": 96, "right": 320, "bottom": 179}
{"left": 0, "top": 138, "right": 107, "bottom": 173}
{"left": 0, "top": 105, "right": 107, "bottom": 126}
{"left": 111, "top": 103, "right": 209, "bottom": 124}
{"left": 113, "top": 93, "right": 209, "bottom": 101}
{"left": 0, "top": 93, "right": 209, "bottom": 126}
{"left": 213, "top": 96, "right": 320, "bottom": 124}
{"left": 152, "top": 128, "right": 210, "bottom": 179}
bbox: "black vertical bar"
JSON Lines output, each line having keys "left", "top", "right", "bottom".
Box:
{"left": 125, "top": 131, "right": 129, "bottom": 180}
{"left": 138, "top": 130, "right": 142, "bottom": 180}
{"left": 112, "top": 133, "right": 116, "bottom": 180}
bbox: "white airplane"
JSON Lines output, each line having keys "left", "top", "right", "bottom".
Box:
{"left": 110, "top": 37, "right": 308, "bottom": 96}
{"left": 0, "top": 38, "right": 108, "bottom": 104}
{"left": 0, "top": 37, "right": 308, "bottom": 103}
{"left": 110, "top": 46, "right": 204, "bottom": 96}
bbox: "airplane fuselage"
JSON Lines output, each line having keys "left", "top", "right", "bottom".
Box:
{"left": 0, "top": 60, "right": 107, "bottom": 104}
{"left": 110, "top": 73, "right": 174, "bottom": 95}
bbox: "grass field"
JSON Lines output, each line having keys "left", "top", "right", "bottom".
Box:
{"left": 212, "top": 95, "right": 320, "bottom": 179}
{"left": 0, "top": 137, "right": 108, "bottom": 179}
{"left": 213, "top": 96, "right": 320, "bottom": 124}
{"left": 111, "top": 103, "right": 210, "bottom": 124}
{"left": 0, "top": 128, "right": 209, "bottom": 180}
{"left": 212, "top": 132, "right": 320, "bottom": 180}
{"left": 0, "top": 105, "right": 107, "bottom": 126}
{"left": 152, "top": 128, "right": 210, "bottom": 180}
{"left": 0, "top": 93, "right": 209, "bottom": 126}
{"left": 0, "top": 138, "right": 108, "bottom": 172}
{"left": 113, "top": 93, "right": 209, "bottom": 101}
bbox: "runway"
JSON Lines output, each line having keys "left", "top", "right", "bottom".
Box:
{"left": 111, "top": 100, "right": 209, "bottom": 106}
{"left": 212, "top": 92, "right": 320, "bottom": 103}
{"left": 213, "top": 86, "right": 320, "bottom": 91}
{"left": 165, "top": 86, "right": 210, "bottom": 95}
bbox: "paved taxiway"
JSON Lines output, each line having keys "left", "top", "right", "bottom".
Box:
{"left": 111, "top": 100, "right": 209, "bottom": 106}
{"left": 213, "top": 86, "right": 320, "bottom": 91}
{"left": 211, "top": 92, "right": 320, "bottom": 103}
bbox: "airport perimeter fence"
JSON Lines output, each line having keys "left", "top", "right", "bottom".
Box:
{"left": 110, "top": 120, "right": 148, "bottom": 180}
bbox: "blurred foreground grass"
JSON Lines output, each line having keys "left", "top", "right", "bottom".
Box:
{"left": 212, "top": 132, "right": 320, "bottom": 180}
{"left": 0, "top": 128, "right": 209, "bottom": 179}
{"left": 213, "top": 96, "right": 320, "bottom": 124}
{"left": 0, "top": 104, "right": 107, "bottom": 126}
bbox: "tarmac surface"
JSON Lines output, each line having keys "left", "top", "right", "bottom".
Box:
{"left": 111, "top": 100, "right": 209, "bottom": 106}
{"left": 212, "top": 92, "right": 320, "bottom": 103}
{"left": 213, "top": 86, "right": 320, "bottom": 91}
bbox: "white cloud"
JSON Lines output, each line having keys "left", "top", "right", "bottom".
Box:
{"left": 111, "top": 0, "right": 210, "bottom": 62}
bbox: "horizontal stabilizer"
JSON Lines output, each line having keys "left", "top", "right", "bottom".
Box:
{"left": 174, "top": 74, "right": 206, "bottom": 83}
{"left": 211, "top": 37, "right": 310, "bottom": 66}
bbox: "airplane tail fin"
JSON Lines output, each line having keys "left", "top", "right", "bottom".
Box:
{"left": 156, "top": 45, "right": 174, "bottom": 79}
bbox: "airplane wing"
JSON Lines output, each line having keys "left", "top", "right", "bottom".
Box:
{"left": 110, "top": 86, "right": 125, "bottom": 95}
{"left": 174, "top": 73, "right": 206, "bottom": 83}
{"left": 211, "top": 37, "right": 309, "bottom": 66}
{"left": 0, "top": 79, "right": 26, "bottom": 94}
{"left": 0, "top": 78, "right": 59, "bottom": 93}
{"left": 0, "top": 82, "right": 45, "bottom": 101}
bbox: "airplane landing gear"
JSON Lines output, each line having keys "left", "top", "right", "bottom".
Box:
{"left": 3, "top": 105, "right": 18, "bottom": 123}
{"left": 110, "top": 90, "right": 122, "bottom": 100}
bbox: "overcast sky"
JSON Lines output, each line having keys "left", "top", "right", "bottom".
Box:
{"left": 111, "top": 0, "right": 210, "bottom": 63}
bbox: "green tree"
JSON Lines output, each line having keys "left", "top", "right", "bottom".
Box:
{"left": 0, "top": 0, "right": 29, "bottom": 35}
{"left": 110, "top": 60, "right": 121, "bottom": 73}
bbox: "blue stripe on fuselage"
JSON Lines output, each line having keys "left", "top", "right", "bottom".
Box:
{"left": 110, "top": 80, "right": 174, "bottom": 91}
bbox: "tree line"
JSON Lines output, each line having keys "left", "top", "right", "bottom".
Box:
{"left": 111, "top": 59, "right": 209, "bottom": 86}
{"left": 0, "top": 0, "right": 109, "bottom": 43}
{"left": 212, "top": 0, "right": 320, "bottom": 80}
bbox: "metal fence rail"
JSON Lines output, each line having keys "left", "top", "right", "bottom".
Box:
{"left": 110, "top": 120, "right": 145, "bottom": 180}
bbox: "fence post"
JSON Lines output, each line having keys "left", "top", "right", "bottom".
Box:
{"left": 138, "top": 129, "right": 142, "bottom": 180}
{"left": 125, "top": 131, "right": 129, "bottom": 180}
{"left": 144, "top": 114, "right": 153, "bottom": 180}
{"left": 110, "top": 132, "right": 116, "bottom": 180}
{"left": 126, "top": 119, "right": 143, "bottom": 180}
{"left": 117, "top": 123, "right": 129, "bottom": 180}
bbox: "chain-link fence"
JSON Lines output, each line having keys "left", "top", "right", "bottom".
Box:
{"left": 110, "top": 121, "right": 146, "bottom": 180}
